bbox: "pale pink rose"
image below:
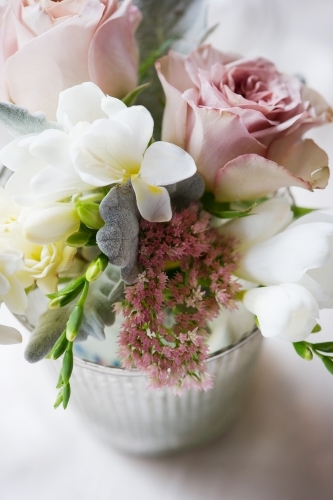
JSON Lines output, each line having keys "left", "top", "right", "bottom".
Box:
{"left": 0, "top": 0, "right": 141, "bottom": 119}
{"left": 156, "top": 45, "right": 332, "bottom": 202}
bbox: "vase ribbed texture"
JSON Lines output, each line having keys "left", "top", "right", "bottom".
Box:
{"left": 48, "top": 330, "right": 261, "bottom": 456}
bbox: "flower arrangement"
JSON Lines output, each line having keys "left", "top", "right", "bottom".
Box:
{"left": 0, "top": 0, "right": 333, "bottom": 410}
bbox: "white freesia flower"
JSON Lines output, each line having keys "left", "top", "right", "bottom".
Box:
{"left": 221, "top": 198, "right": 333, "bottom": 340}
{"left": 0, "top": 82, "right": 197, "bottom": 221}
{"left": 243, "top": 284, "right": 319, "bottom": 341}
{"left": 22, "top": 203, "right": 80, "bottom": 245}
{"left": 0, "top": 248, "right": 27, "bottom": 315}
{"left": 0, "top": 324, "right": 22, "bottom": 345}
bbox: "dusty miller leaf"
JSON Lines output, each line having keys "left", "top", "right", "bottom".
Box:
{"left": 24, "top": 266, "right": 122, "bottom": 363}
{"left": 0, "top": 101, "right": 61, "bottom": 137}
{"left": 97, "top": 181, "right": 140, "bottom": 284}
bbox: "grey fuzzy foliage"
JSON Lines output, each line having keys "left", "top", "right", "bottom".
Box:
{"left": 133, "top": 0, "right": 207, "bottom": 138}
{"left": 24, "top": 304, "right": 71, "bottom": 364}
{"left": 168, "top": 173, "right": 205, "bottom": 210}
{"left": 24, "top": 266, "right": 122, "bottom": 363}
{"left": 97, "top": 181, "right": 140, "bottom": 285}
{"left": 0, "top": 101, "right": 61, "bottom": 137}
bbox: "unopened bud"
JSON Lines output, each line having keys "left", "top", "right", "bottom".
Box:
{"left": 76, "top": 202, "right": 104, "bottom": 230}
{"left": 86, "top": 254, "right": 109, "bottom": 282}
{"left": 66, "top": 305, "right": 84, "bottom": 341}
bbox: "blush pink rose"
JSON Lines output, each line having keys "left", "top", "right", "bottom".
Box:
{"left": 0, "top": 0, "right": 141, "bottom": 119}
{"left": 156, "top": 45, "right": 332, "bottom": 202}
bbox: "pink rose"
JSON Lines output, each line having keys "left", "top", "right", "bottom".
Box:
{"left": 156, "top": 45, "right": 332, "bottom": 201}
{"left": 0, "top": 0, "right": 141, "bottom": 119}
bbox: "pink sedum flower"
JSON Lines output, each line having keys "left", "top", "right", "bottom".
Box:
{"left": 117, "top": 204, "right": 241, "bottom": 392}
{"left": 156, "top": 45, "right": 332, "bottom": 202}
{"left": 0, "top": 0, "right": 141, "bottom": 119}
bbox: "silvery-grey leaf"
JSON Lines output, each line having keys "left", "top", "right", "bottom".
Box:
{"left": 0, "top": 101, "right": 61, "bottom": 137}
{"left": 133, "top": 0, "right": 208, "bottom": 138}
{"left": 97, "top": 181, "right": 140, "bottom": 284}
{"left": 168, "top": 173, "right": 205, "bottom": 210}
{"left": 24, "top": 267, "right": 122, "bottom": 362}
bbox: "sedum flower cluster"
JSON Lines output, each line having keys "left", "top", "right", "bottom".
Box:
{"left": 117, "top": 204, "right": 240, "bottom": 391}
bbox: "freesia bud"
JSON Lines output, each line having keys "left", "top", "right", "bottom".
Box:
{"left": 85, "top": 254, "right": 109, "bottom": 282}
{"left": 66, "top": 304, "right": 84, "bottom": 341}
{"left": 76, "top": 202, "right": 104, "bottom": 230}
{"left": 23, "top": 203, "right": 80, "bottom": 245}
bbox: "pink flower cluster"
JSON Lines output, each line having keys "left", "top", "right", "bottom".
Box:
{"left": 117, "top": 204, "right": 241, "bottom": 392}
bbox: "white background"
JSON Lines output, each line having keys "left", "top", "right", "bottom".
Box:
{"left": 1, "top": 1, "right": 333, "bottom": 498}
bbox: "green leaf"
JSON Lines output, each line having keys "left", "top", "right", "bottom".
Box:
{"left": 53, "top": 389, "right": 63, "bottom": 409}
{"left": 321, "top": 356, "right": 333, "bottom": 375}
{"left": 293, "top": 342, "right": 313, "bottom": 361}
{"left": 46, "top": 330, "right": 68, "bottom": 360}
{"left": 76, "top": 202, "right": 104, "bottom": 230}
{"left": 61, "top": 343, "right": 73, "bottom": 385}
{"left": 62, "top": 383, "right": 71, "bottom": 409}
{"left": 139, "top": 37, "right": 177, "bottom": 80}
{"left": 311, "top": 323, "right": 322, "bottom": 333}
{"left": 46, "top": 276, "right": 86, "bottom": 299}
{"left": 122, "top": 82, "right": 151, "bottom": 106}
{"left": 56, "top": 372, "right": 64, "bottom": 389}
{"left": 201, "top": 192, "right": 257, "bottom": 219}
{"left": 312, "top": 342, "right": 333, "bottom": 353}
{"left": 66, "top": 231, "right": 91, "bottom": 247}
{"left": 291, "top": 205, "right": 317, "bottom": 219}
{"left": 48, "top": 285, "right": 85, "bottom": 309}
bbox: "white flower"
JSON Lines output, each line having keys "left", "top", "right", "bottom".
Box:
{"left": 0, "top": 82, "right": 197, "bottom": 221}
{"left": 0, "top": 324, "right": 22, "bottom": 345}
{"left": 22, "top": 203, "right": 80, "bottom": 245}
{"left": 0, "top": 248, "right": 27, "bottom": 315}
{"left": 70, "top": 90, "right": 196, "bottom": 222}
{"left": 220, "top": 198, "right": 333, "bottom": 340}
{"left": 243, "top": 284, "right": 319, "bottom": 341}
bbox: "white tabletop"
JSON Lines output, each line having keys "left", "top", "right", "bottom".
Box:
{"left": 2, "top": 1, "right": 333, "bottom": 499}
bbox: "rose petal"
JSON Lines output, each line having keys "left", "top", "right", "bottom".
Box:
{"left": 140, "top": 142, "right": 196, "bottom": 186}
{"left": 4, "top": 0, "right": 104, "bottom": 119}
{"left": 267, "top": 138, "right": 329, "bottom": 189}
{"left": 184, "top": 107, "right": 266, "bottom": 191}
{"left": 156, "top": 54, "right": 190, "bottom": 149}
{"left": 131, "top": 176, "right": 172, "bottom": 222}
{"left": 214, "top": 154, "right": 312, "bottom": 202}
{"left": 88, "top": 0, "right": 140, "bottom": 98}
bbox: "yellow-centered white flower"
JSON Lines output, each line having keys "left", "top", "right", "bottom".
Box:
{"left": 0, "top": 82, "right": 197, "bottom": 222}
